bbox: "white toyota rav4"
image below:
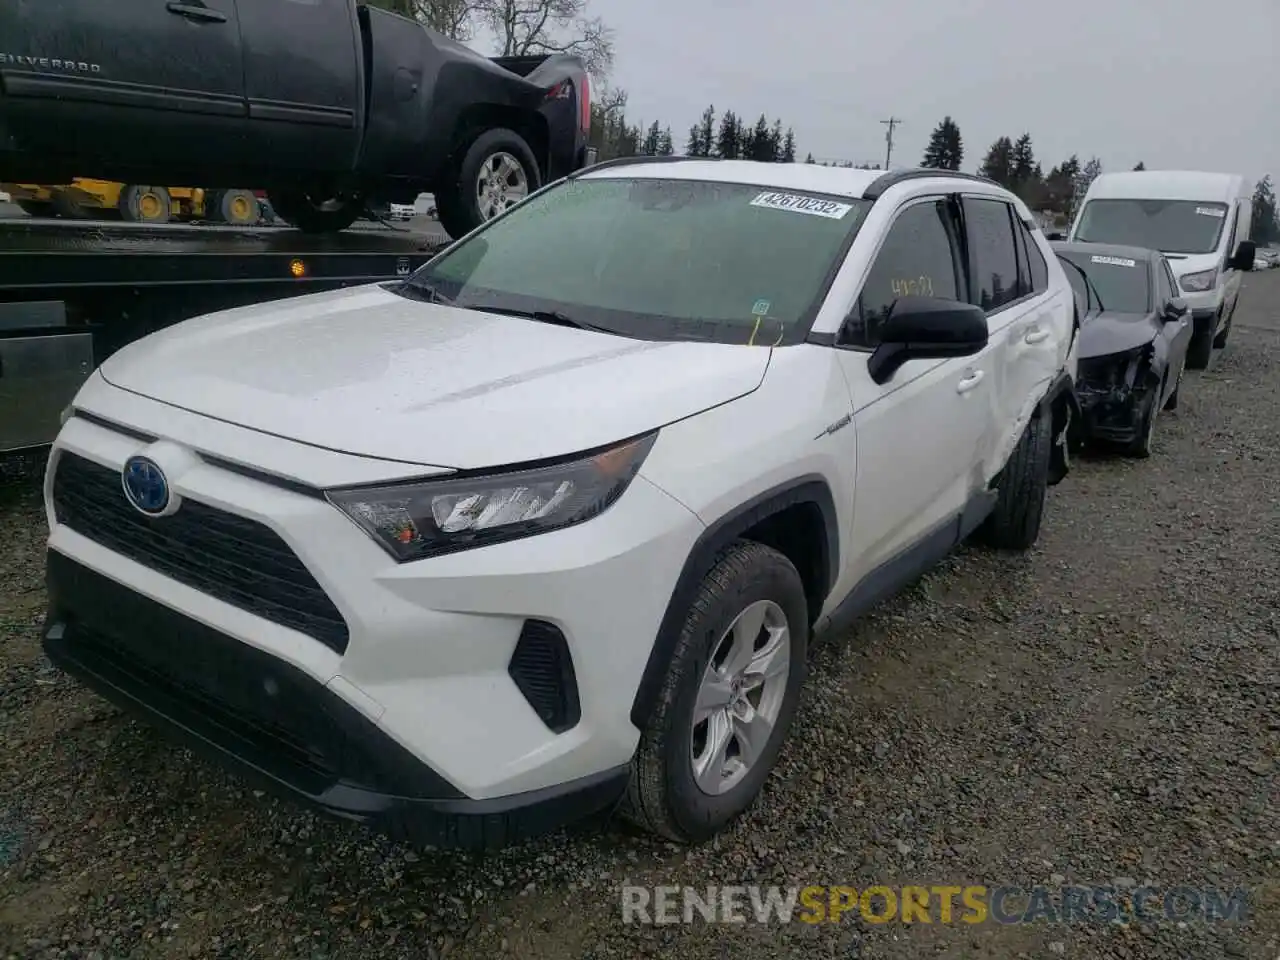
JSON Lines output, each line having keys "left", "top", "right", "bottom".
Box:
{"left": 43, "top": 160, "right": 1079, "bottom": 849}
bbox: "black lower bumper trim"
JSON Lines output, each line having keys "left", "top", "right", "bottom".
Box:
{"left": 43, "top": 551, "right": 629, "bottom": 849}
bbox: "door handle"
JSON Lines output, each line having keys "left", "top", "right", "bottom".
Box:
{"left": 956, "top": 370, "right": 985, "bottom": 394}
{"left": 166, "top": 2, "right": 228, "bottom": 22}
{"left": 1024, "top": 328, "right": 1050, "bottom": 345}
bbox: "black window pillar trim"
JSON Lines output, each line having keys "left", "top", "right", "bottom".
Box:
{"left": 628, "top": 476, "right": 839, "bottom": 728}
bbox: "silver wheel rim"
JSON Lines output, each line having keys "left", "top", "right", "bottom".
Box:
{"left": 475, "top": 152, "right": 529, "bottom": 220}
{"left": 690, "top": 599, "right": 791, "bottom": 797}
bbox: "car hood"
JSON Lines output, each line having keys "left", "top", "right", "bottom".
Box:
{"left": 1079, "top": 311, "right": 1159, "bottom": 359}
{"left": 98, "top": 284, "right": 772, "bottom": 469}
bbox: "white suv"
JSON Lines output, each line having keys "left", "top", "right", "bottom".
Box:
{"left": 42, "top": 160, "right": 1079, "bottom": 849}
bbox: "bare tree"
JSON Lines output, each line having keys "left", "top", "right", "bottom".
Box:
{"left": 480, "top": 0, "right": 614, "bottom": 75}
{"left": 364, "top": 0, "right": 477, "bottom": 40}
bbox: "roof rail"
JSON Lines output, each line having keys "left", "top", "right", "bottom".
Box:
{"left": 862, "top": 168, "right": 1001, "bottom": 200}
{"left": 568, "top": 154, "right": 718, "bottom": 179}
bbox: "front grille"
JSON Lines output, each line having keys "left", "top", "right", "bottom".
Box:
{"left": 52, "top": 452, "right": 349, "bottom": 654}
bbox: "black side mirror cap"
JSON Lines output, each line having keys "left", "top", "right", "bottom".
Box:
{"left": 867, "top": 296, "right": 989, "bottom": 385}
{"left": 1046, "top": 231, "right": 1065, "bottom": 241}
{"left": 1229, "top": 239, "right": 1257, "bottom": 271}
{"left": 1162, "top": 297, "right": 1189, "bottom": 321}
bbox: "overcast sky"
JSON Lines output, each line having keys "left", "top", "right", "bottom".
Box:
{"left": 570, "top": 0, "right": 1277, "bottom": 185}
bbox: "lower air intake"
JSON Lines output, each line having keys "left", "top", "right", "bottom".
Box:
{"left": 508, "top": 620, "right": 581, "bottom": 733}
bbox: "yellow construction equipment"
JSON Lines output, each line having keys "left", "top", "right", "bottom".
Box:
{"left": 1, "top": 179, "right": 262, "bottom": 225}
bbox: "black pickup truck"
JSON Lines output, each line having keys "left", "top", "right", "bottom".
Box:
{"left": 0, "top": 0, "right": 592, "bottom": 237}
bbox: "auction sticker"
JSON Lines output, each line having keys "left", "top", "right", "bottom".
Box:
{"left": 750, "top": 191, "right": 853, "bottom": 219}
{"left": 1195, "top": 207, "right": 1226, "bottom": 217}
{"left": 1091, "top": 255, "right": 1137, "bottom": 268}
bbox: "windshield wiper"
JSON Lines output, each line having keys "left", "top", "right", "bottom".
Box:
{"left": 462, "top": 304, "right": 611, "bottom": 333}
{"left": 398, "top": 278, "right": 454, "bottom": 305}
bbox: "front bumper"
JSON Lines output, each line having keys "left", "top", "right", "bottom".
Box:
{"left": 1075, "top": 353, "right": 1155, "bottom": 444}
{"left": 43, "top": 552, "right": 629, "bottom": 849}
{"left": 43, "top": 403, "right": 704, "bottom": 843}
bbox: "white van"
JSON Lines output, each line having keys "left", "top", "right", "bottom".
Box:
{"left": 1067, "top": 171, "right": 1256, "bottom": 368}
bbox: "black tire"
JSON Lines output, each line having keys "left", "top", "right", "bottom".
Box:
{"left": 1186, "top": 321, "right": 1215, "bottom": 370}
{"left": 119, "top": 185, "right": 172, "bottom": 223}
{"left": 268, "top": 188, "right": 363, "bottom": 233}
{"left": 1163, "top": 364, "right": 1182, "bottom": 412}
{"left": 621, "top": 540, "right": 809, "bottom": 843}
{"left": 977, "top": 410, "right": 1052, "bottom": 551}
{"left": 15, "top": 200, "right": 54, "bottom": 218}
{"left": 435, "top": 127, "right": 540, "bottom": 240}
{"left": 1212, "top": 306, "right": 1234, "bottom": 349}
{"left": 1126, "top": 391, "right": 1158, "bottom": 459}
{"left": 216, "top": 188, "right": 261, "bottom": 226}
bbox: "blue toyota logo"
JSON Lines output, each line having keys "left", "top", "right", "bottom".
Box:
{"left": 121, "top": 456, "right": 169, "bottom": 516}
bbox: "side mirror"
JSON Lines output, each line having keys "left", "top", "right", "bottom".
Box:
{"left": 1229, "top": 239, "right": 1257, "bottom": 271}
{"left": 1046, "top": 231, "right": 1065, "bottom": 241}
{"left": 1162, "top": 297, "right": 1189, "bottom": 321}
{"left": 867, "top": 297, "right": 989, "bottom": 385}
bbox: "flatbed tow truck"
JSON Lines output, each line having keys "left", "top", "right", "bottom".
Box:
{"left": 0, "top": 214, "right": 448, "bottom": 456}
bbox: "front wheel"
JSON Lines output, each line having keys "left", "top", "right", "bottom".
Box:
{"left": 1186, "top": 318, "right": 1216, "bottom": 370}
{"left": 976, "top": 410, "right": 1052, "bottom": 551}
{"left": 435, "top": 128, "right": 540, "bottom": 240}
{"left": 621, "top": 541, "right": 808, "bottom": 843}
{"left": 269, "top": 188, "right": 364, "bottom": 234}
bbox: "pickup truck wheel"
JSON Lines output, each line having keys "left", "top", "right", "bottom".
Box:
{"left": 269, "top": 189, "right": 363, "bottom": 234}
{"left": 120, "top": 185, "right": 172, "bottom": 223}
{"left": 216, "top": 189, "right": 261, "bottom": 226}
{"left": 436, "top": 128, "right": 540, "bottom": 239}
{"left": 976, "top": 410, "right": 1051, "bottom": 551}
{"left": 621, "top": 540, "right": 808, "bottom": 843}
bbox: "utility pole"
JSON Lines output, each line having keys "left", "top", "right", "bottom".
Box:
{"left": 881, "top": 116, "right": 903, "bottom": 170}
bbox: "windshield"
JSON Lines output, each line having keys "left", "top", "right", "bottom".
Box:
{"left": 1059, "top": 251, "right": 1150, "bottom": 314}
{"left": 404, "top": 176, "right": 869, "bottom": 344}
{"left": 1074, "top": 198, "right": 1229, "bottom": 255}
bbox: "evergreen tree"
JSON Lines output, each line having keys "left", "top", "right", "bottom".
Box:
{"left": 921, "top": 116, "right": 964, "bottom": 171}
{"left": 715, "top": 110, "right": 740, "bottom": 159}
{"left": 804, "top": 152, "right": 816, "bottom": 164}
{"left": 750, "top": 115, "right": 773, "bottom": 162}
{"left": 978, "top": 136, "right": 1015, "bottom": 186}
{"left": 1252, "top": 175, "right": 1277, "bottom": 246}
{"left": 685, "top": 124, "right": 703, "bottom": 157}
{"left": 698, "top": 105, "right": 715, "bottom": 157}
{"left": 735, "top": 116, "right": 750, "bottom": 158}
{"left": 768, "top": 119, "right": 784, "bottom": 162}
{"left": 641, "top": 120, "right": 661, "bottom": 156}
{"left": 1133, "top": 161, "right": 1146, "bottom": 171}
{"left": 656, "top": 127, "right": 674, "bottom": 156}
{"left": 782, "top": 129, "right": 797, "bottom": 163}
{"left": 1010, "top": 133, "right": 1036, "bottom": 185}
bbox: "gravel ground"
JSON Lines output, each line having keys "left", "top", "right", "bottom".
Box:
{"left": 2, "top": 273, "right": 1278, "bottom": 960}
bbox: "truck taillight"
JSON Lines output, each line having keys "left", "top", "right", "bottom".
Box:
{"left": 579, "top": 74, "right": 590, "bottom": 133}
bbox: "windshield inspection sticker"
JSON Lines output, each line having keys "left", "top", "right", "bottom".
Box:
{"left": 750, "top": 191, "right": 853, "bottom": 219}
{"left": 1091, "top": 255, "right": 1137, "bottom": 268}
{"left": 1196, "top": 206, "right": 1226, "bottom": 217}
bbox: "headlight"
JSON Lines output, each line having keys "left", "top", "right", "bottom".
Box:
{"left": 1179, "top": 268, "right": 1217, "bottom": 293}
{"left": 327, "top": 433, "right": 657, "bottom": 561}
